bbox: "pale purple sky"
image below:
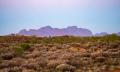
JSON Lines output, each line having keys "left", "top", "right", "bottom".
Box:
{"left": 0, "top": 0, "right": 120, "bottom": 35}
{"left": 0, "top": 0, "right": 120, "bottom": 8}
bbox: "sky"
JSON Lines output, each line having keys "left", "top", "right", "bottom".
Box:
{"left": 0, "top": 0, "right": 120, "bottom": 35}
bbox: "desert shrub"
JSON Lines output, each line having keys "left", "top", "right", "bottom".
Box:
{"left": 56, "top": 64, "right": 76, "bottom": 72}
{"left": 14, "top": 47, "right": 24, "bottom": 56}
{"left": 101, "top": 52, "right": 109, "bottom": 57}
{"left": 94, "top": 57, "right": 105, "bottom": 63}
{"left": 8, "top": 66, "right": 22, "bottom": 72}
{"left": 68, "top": 56, "right": 92, "bottom": 68}
{"left": 29, "top": 36, "right": 39, "bottom": 44}
{"left": 20, "top": 43, "right": 30, "bottom": 50}
{"left": 47, "top": 60, "right": 61, "bottom": 69}
{"left": 36, "top": 58, "right": 47, "bottom": 68}
{"left": 0, "top": 48, "right": 3, "bottom": 54}
{"left": 13, "top": 43, "right": 30, "bottom": 56}
{"left": 23, "top": 63, "right": 40, "bottom": 70}
{"left": 0, "top": 47, "right": 11, "bottom": 54}
{"left": 105, "top": 58, "right": 120, "bottom": 66}
{"left": 100, "top": 34, "right": 120, "bottom": 42}
{"left": 108, "top": 65, "right": 116, "bottom": 71}
{"left": 68, "top": 57, "right": 81, "bottom": 67}
{"left": 110, "top": 52, "right": 120, "bottom": 58}
{"left": 31, "top": 38, "right": 37, "bottom": 44}
{"left": 1, "top": 52, "right": 14, "bottom": 60}
{"left": 81, "top": 53, "right": 91, "bottom": 57}
{"left": 47, "top": 59, "right": 68, "bottom": 69}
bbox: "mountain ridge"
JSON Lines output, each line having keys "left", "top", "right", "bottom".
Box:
{"left": 18, "top": 26, "right": 120, "bottom": 37}
{"left": 18, "top": 26, "right": 93, "bottom": 37}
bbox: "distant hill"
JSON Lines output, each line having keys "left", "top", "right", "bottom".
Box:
{"left": 117, "top": 32, "right": 120, "bottom": 36}
{"left": 18, "top": 26, "right": 93, "bottom": 37}
{"left": 95, "top": 32, "right": 120, "bottom": 36}
{"left": 95, "top": 32, "right": 108, "bottom": 36}
{"left": 18, "top": 26, "right": 120, "bottom": 37}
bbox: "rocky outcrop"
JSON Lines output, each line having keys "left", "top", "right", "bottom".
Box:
{"left": 18, "top": 26, "right": 93, "bottom": 37}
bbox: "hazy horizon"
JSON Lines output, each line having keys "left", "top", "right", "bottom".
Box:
{"left": 0, "top": 0, "right": 120, "bottom": 35}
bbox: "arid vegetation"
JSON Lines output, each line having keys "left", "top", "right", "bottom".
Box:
{"left": 0, "top": 34, "right": 120, "bottom": 72}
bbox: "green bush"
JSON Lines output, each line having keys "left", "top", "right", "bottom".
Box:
{"left": 13, "top": 43, "right": 30, "bottom": 56}
{"left": 14, "top": 47, "right": 24, "bottom": 56}
{"left": 20, "top": 43, "right": 30, "bottom": 50}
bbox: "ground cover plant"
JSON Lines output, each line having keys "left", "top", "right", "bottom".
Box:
{"left": 0, "top": 34, "right": 120, "bottom": 72}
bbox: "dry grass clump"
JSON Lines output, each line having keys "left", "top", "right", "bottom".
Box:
{"left": 56, "top": 63, "right": 76, "bottom": 72}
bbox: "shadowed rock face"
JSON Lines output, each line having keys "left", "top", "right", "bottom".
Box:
{"left": 18, "top": 26, "right": 93, "bottom": 37}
